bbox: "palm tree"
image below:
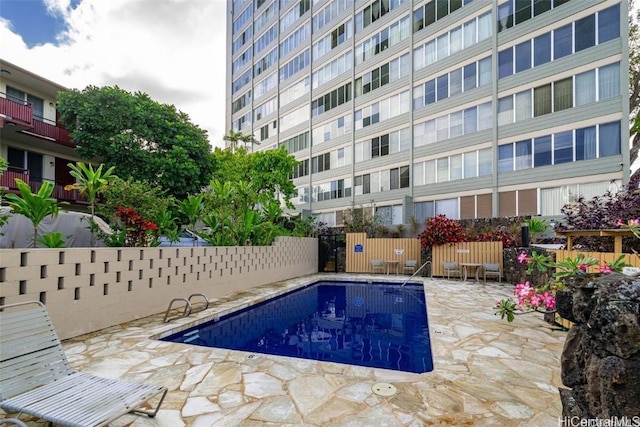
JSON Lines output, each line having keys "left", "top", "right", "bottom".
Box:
{"left": 223, "top": 130, "right": 260, "bottom": 153}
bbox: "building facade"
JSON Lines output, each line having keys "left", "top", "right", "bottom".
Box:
{"left": 226, "top": 0, "right": 630, "bottom": 227}
{"left": 0, "top": 59, "right": 85, "bottom": 206}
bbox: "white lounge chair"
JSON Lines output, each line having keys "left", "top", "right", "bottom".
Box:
{"left": 0, "top": 301, "right": 167, "bottom": 427}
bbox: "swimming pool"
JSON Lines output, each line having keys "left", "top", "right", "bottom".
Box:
{"left": 162, "top": 280, "right": 433, "bottom": 373}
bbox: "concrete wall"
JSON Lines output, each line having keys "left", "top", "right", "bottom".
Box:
{"left": 0, "top": 237, "right": 318, "bottom": 340}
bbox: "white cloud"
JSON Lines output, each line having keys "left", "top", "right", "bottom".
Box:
{"left": 1, "top": 0, "right": 228, "bottom": 148}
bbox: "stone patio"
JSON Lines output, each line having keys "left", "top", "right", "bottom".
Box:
{"left": 2, "top": 274, "right": 567, "bottom": 426}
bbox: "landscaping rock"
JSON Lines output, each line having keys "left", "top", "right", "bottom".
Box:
{"left": 559, "top": 273, "right": 640, "bottom": 418}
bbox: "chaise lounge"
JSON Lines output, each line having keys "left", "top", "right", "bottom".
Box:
{"left": 0, "top": 301, "right": 168, "bottom": 427}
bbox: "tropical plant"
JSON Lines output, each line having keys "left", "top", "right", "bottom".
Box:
{"left": 96, "top": 177, "right": 172, "bottom": 246}
{"left": 524, "top": 217, "right": 548, "bottom": 243}
{"left": 37, "top": 232, "right": 66, "bottom": 248}
{"left": 177, "top": 194, "right": 204, "bottom": 239}
{"left": 5, "top": 180, "right": 60, "bottom": 247}
{"left": 496, "top": 252, "right": 630, "bottom": 322}
{"left": 66, "top": 161, "right": 116, "bottom": 245}
{"left": 343, "top": 204, "right": 387, "bottom": 237}
{"left": 222, "top": 130, "right": 260, "bottom": 153}
{"left": 0, "top": 158, "right": 11, "bottom": 236}
{"left": 418, "top": 214, "right": 466, "bottom": 248}
{"left": 112, "top": 206, "right": 159, "bottom": 247}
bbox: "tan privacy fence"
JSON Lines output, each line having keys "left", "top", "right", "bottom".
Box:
{"left": 431, "top": 242, "right": 503, "bottom": 277}
{"left": 345, "top": 233, "right": 421, "bottom": 274}
{"left": 550, "top": 250, "right": 640, "bottom": 272}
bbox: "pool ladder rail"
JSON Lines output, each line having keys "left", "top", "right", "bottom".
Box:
{"left": 163, "top": 293, "right": 209, "bottom": 323}
{"left": 400, "top": 260, "right": 432, "bottom": 288}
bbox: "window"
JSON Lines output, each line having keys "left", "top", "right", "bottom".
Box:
{"left": 598, "top": 4, "right": 620, "bottom": 44}
{"left": 534, "top": 0, "right": 551, "bottom": 16}
{"left": 534, "top": 33, "right": 551, "bottom": 66}
{"left": 498, "top": 144, "right": 513, "bottom": 172}
{"left": 498, "top": 96, "right": 514, "bottom": 126}
{"left": 574, "top": 14, "right": 595, "bottom": 52}
{"left": 554, "top": 77, "right": 573, "bottom": 111}
{"left": 464, "top": 63, "right": 476, "bottom": 92}
{"left": 554, "top": 131, "right": 573, "bottom": 164}
{"left": 515, "top": 139, "right": 532, "bottom": 170}
{"left": 437, "top": 157, "right": 449, "bottom": 182}
{"left": 414, "top": 201, "right": 435, "bottom": 224}
{"left": 553, "top": 23, "right": 572, "bottom": 59}
{"left": 598, "top": 121, "right": 621, "bottom": 157}
{"left": 436, "top": 75, "right": 448, "bottom": 101}
{"left": 515, "top": 0, "right": 531, "bottom": 24}
{"left": 534, "top": 84, "right": 552, "bottom": 116}
{"left": 534, "top": 135, "right": 552, "bottom": 166}
{"left": 7, "top": 147, "right": 43, "bottom": 179}
{"left": 515, "top": 40, "right": 531, "bottom": 73}
{"left": 497, "top": 1, "right": 513, "bottom": 32}
{"left": 575, "top": 70, "right": 596, "bottom": 106}
{"left": 498, "top": 48, "right": 513, "bottom": 79}
{"left": 478, "top": 148, "right": 492, "bottom": 176}
{"left": 598, "top": 62, "right": 620, "bottom": 100}
{"left": 515, "top": 90, "right": 532, "bottom": 121}
{"left": 464, "top": 152, "right": 477, "bottom": 178}
{"left": 575, "top": 126, "right": 597, "bottom": 160}
{"left": 435, "top": 198, "right": 458, "bottom": 219}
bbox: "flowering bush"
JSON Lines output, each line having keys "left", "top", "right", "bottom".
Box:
{"left": 114, "top": 205, "right": 159, "bottom": 247}
{"left": 418, "top": 214, "right": 467, "bottom": 248}
{"left": 617, "top": 218, "right": 640, "bottom": 240}
{"left": 476, "top": 229, "right": 517, "bottom": 248}
{"left": 494, "top": 252, "right": 630, "bottom": 322}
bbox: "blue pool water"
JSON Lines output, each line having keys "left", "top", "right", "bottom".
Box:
{"left": 162, "top": 281, "right": 433, "bottom": 373}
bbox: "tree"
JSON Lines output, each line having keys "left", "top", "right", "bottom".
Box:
{"left": 630, "top": 0, "right": 640, "bottom": 165}
{"left": 57, "top": 85, "right": 214, "bottom": 199}
{"left": 222, "top": 130, "right": 259, "bottom": 153}
{"left": 5, "top": 180, "right": 60, "bottom": 247}
{"left": 211, "top": 146, "right": 298, "bottom": 208}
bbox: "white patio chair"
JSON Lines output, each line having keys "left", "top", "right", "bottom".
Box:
{"left": 443, "top": 261, "right": 462, "bottom": 279}
{"left": 371, "top": 259, "right": 385, "bottom": 274}
{"left": 483, "top": 263, "right": 502, "bottom": 282}
{"left": 402, "top": 259, "right": 418, "bottom": 275}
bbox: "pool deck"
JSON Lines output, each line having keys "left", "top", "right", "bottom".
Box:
{"left": 3, "top": 274, "right": 567, "bottom": 426}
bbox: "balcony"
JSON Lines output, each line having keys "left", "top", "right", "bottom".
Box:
{"left": 0, "top": 166, "right": 86, "bottom": 204}
{"left": 0, "top": 96, "right": 32, "bottom": 126}
{"left": 0, "top": 94, "right": 74, "bottom": 147}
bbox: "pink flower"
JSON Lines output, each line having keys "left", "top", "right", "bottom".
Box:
{"left": 578, "top": 264, "right": 588, "bottom": 272}
{"left": 616, "top": 219, "right": 624, "bottom": 227}
{"left": 599, "top": 264, "right": 613, "bottom": 274}
{"left": 517, "top": 252, "right": 530, "bottom": 264}
{"left": 631, "top": 219, "right": 640, "bottom": 226}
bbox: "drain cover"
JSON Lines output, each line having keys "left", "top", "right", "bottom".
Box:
{"left": 372, "top": 382, "right": 397, "bottom": 397}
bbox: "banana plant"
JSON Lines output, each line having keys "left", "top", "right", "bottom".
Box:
{"left": 5, "top": 179, "right": 59, "bottom": 247}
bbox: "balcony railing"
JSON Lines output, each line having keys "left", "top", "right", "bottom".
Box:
{"left": 1, "top": 95, "right": 74, "bottom": 147}
{"left": 0, "top": 167, "right": 86, "bottom": 203}
{"left": 0, "top": 96, "right": 32, "bottom": 126}
{"left": 30, "top": 119, "right": 75, "bottom": 147}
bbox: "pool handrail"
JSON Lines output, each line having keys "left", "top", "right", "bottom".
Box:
{"left": 400, "top": 260, "right": 431, "bottom": 287}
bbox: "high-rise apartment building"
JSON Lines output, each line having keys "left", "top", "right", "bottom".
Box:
{"left": 226, "top": 0, "right": 629, "bottom": 227}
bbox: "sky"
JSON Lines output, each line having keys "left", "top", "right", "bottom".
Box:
{"left": 0, "top": 0, "right": 228, "bottom": 148}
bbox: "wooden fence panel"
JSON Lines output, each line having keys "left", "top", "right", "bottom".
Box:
{"left": 345, "top": 233, "right": 422, "bottom": 274}
{"left": 431, "top": 242, "right": 503, "bottom": 278}
{"left": 551, "top": 250, "right": 640, "bottom": 273}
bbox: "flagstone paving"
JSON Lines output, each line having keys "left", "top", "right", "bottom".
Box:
{"left": 2, "top": 274, "right": 567, "bottom": 426}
